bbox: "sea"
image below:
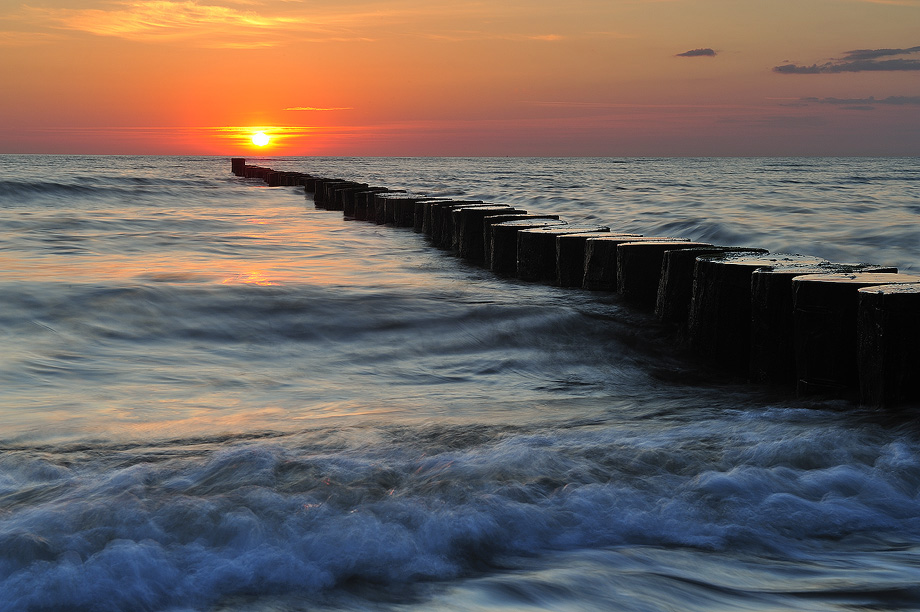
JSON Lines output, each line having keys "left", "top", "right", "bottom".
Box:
{"left": 1, "top": 155, "right": 920, "bottom": 612}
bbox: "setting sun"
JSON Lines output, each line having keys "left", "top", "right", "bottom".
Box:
{"left": 252, "top": 132, "right": 270, "bottom": 147}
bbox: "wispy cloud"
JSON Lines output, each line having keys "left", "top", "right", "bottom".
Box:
{"left": 842, "top": 45, "right": 920, "bottom": 60}
{"left": 850, "top": 0, "right": 920, "bottom": 5}
{"left": 0, "top": 30, "right": 61, "bottom": 46}
{"left": 421, "top": 31, "right": 564, "bottom": 42}
{"left": 676, "top": 47, "right": 715, "bottom": 57}
{"left": 13, "top": 1, "right": 590, "bottom": 48}
{"left": 19, "top": 0, "right": 385, "bottom": 48}
{"left": 805, "top": 95, "right": 920, "bottom": 105}
{"left": 797, "top": 95, "right": 920, "bottom": 111}
{"left": 522, "top": 101, "right": 745, "bottom": 110}
{"left": 23, "top": 1, "right": 301, "bottom": 48}
{"left": 285, "top": 106, "right": 354, "bottom": 111}
{"left": 774, "top": 45, "right": 920, "bottom": 73}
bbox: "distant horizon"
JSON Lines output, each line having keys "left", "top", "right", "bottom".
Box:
{"left": 3, "top": 152, "right": 919, "bottom": 159}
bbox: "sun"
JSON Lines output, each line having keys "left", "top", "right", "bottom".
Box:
{"left": 251, "top": 131, "right": 270, "bottom": 146}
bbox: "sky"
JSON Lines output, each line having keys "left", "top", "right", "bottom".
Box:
{"left": 1, "top": 0, "right": 918, "bottom": 155}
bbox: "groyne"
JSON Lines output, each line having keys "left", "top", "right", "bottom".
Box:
{"left": 231, "top": 158, "right": 920, "bottom": 409}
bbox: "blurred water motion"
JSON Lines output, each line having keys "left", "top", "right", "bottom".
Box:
{"left": 1, "top": 155, "right": 919, "bottom": 612}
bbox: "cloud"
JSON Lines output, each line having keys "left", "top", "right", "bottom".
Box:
{"left": 842, "top": 45, "right": 920, "bottom": 60}
{"left": 716, "top": 115, "right": 828, "bottom": 129}
{"left": 775, "top": 59, "right": 920, "bottom": 73}
{"left": 676, "top": 48, "right": 715, "bottom": 57}
{"left": 285, "top": 106, "right": 354, "bottom": 111}
{"left": 421, "top": 31, "right": 565, "bottom": 43}
{"left": 12, "top": 1, "right": 604, "bottom": 48}
{"left": 19, "top": 0, "right": 385, "bottom": 48}
{"left": 852, "top": 0, "right": 920, "bottom": 6}
{"left": 0, "top": 30, "right": 61, "bottom": 46}
{"left": 23, "top": 1, "right": 301, "bottom": 48}
{"left": 776, "top": 95, "right": 920, "bottom": 111}
{"left": 775, "top": 45, "right": 920, "bottom": 73}
{"left": 801, "top": 95, "right": 920, "bottom": 106}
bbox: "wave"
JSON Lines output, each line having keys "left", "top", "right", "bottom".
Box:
{"left": 0, "top": 177, "right": 225, "bottom": 204}
{"left": 1, "top": 415, "right": 919, "bottom": 611}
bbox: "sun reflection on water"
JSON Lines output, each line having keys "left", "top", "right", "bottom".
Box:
{"left": 222, "top": 271, "right": 281, "bottom": 286}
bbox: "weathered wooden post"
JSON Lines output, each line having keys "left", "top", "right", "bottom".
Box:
{"left": 490, "top": 219, "right": 568, "bottom": 275}
{"left": 656, "top": 246, "right": 768, "bottom": 329}
{"left": 421, "top": 200, "right": 481, "bottom": 237}
{"left": 347, "top": 188, "right": 392, "bottom": 220}
{"left": 394, "top": 197, "right": 427, "bottom": 227}
{"left": 556, "top": 232, "right": 641, "bottom": 288}
{"left": 443, "top": 204, "right": 509, "bottom": 250}
{"left": 483, "top": 215, "right": 560, "bottom": 267}
{"left": 792, "top": 272, "right": 920, "bottom": 398}
{"left": 372, "top": 194, "right": 420, "bottom": 225}
{"left": 858, "top": 283, "right": 920, "bottom": 409}
{"left": 327, "top": 183, "right": 367, "bottom": 213}
{"left": 455, "top": 206, "right": 524, "bottom": 261}
{"left": 311, "top": 178, "right": 337, "bottom": 206}
{"left": 617, "top": 241, "right": 712, "bottom": 309}
{"left": 750, "top": 264, "right": 897, "bottom": 386}
{"left": 428, "top": 201, "right": 489, "bottom": 247}
{"left": 326, "top": 182, "right": 367, "bottom": 211}
{"left": 583, "top": 236, "right": 687, "bottom": 292}
{"left": 517, "top": 226, "right": 610, "bottom": 282}
{"left": 688, "top": 253, "right": 828, "bottom": 376}
{"left": 303, "top": 176, "right": 325, "bottom": 194}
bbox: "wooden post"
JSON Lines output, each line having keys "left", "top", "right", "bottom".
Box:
{"left": 348, "top": 188, "right": 392, "bottom": 220}
{"left": 442, "top": 204, "right": 507, "bottom": 250}
{"left": 583, "top": 236, "right": 686, "bottom": 292}
{"left": 750, "top": 264, "right": 897, "bottom": 386}
{"left": 792, "top": 272, "right": 920, "bottom": 398}
{"left": 858, "top": 283, "right": 920, "bottom": 409}
{"left": 617, "top": 241, "right": 712, "bottom": 310}
{"left": 517, "top": 226, "right": 610, "bottom": 282}
{"left": 372, "top": 193, "right": 416, "bottom": 225}
{"left": 656, "top": 246, "right": 768, "bottom": 329}
{"left": 688, "top": 253, "right": 827, "bottom": 376}
{"left": 326, "top": 182, "right": 367, "bottom": 211}
{"left": 483, "top": 215, "right": 560, "bottom": 267}
{"left": 455, "top": 206, "right": 523, "bottom": 261}
{"left": 427, "top": 201, "right": 487, "bottom": 246}
{"left": 556, "top": 233, "right": 641, "bottom": 288}
{"left": 490, "top": 219, "right": 568, "bottom": 275}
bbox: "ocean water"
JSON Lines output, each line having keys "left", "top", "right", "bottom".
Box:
{"left": 1, "top": 154, "right": 919, "bottom": 612}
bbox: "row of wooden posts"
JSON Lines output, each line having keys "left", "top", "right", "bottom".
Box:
{"left": 231, "top": 158, "right": 920, "bottom": 410}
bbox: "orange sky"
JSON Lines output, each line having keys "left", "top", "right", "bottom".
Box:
{"left": 1, "top": 0, "right": 918, "bottom": 155}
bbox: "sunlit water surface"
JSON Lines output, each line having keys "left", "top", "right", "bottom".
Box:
{"left": 1, "top": 155, "right": 919, "bottom": 612}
